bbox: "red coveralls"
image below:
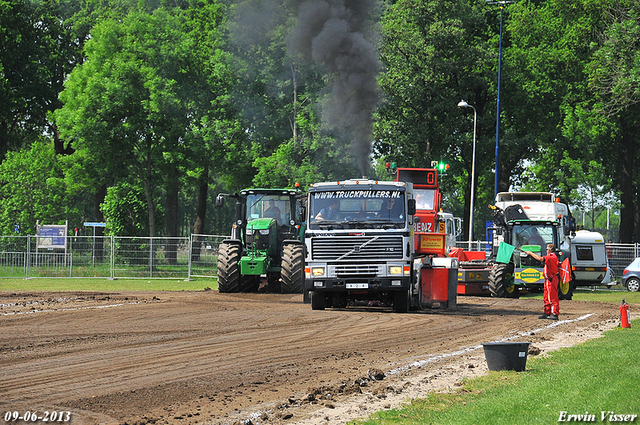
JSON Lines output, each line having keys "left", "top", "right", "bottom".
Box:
{"left": 542, "top": 252, "right": 560, "bottom": 316}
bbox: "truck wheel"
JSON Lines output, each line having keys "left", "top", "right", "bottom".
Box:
{"left": 281, "top": 244, "right": 304, "bottom": 293}
{"left": 626, "top": 277, "right": 640, "bottom": 292}
{"left": 240, "top": 275, "right": 260, "bottom": 292}
{"left": 217, "top": 242, "right": 241, "bottom": 293}
{"left": 310, "top": 291, "right": 325, "bottom": 310}
{"left": 393, "top": 289, "right": 410, "bottom": 313}
{"left": 488, "top": 263, "right": 515, "bottom": 298}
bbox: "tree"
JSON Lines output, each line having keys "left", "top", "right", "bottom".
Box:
{"left": 0, "top": 140, "right": 77, "bottom": 234}
{"left": 55, "top": 8, "right": 203, "bottom": 240}
{"left": 585, "top": 0, "right": 640, "bottom": 242}
{"left": 374, "top": 0, "right": 494, "bottom": 238}
{"left": 0, "top": 0, "right": 83, "bottom": 160}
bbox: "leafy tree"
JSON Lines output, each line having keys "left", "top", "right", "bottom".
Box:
{"left": 55, "top": 7, "right": 204, "bottom": 239}
{"left": 0, "top": 0, "right": 84, "bottom": 160}
{"left": 0, "top": 140, "right": 77, "bottom": 234}
{"left": 374, "top": 0, "right": 494, "bottom": 238}
{"left": 100, "top": 180, "right": 159, "bottom": 236}
{"left": 556, "top": 155, "right": 617, "bottom": 229}
{"left": 584, "top": 0, "right": 640, "bottom": 242}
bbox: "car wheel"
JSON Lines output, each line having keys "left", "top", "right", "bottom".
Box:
{"left": 626, "top": 277, "right": 640, "bottom": 292}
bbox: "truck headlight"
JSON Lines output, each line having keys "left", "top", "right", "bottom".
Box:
{"left": 246, "top": 229, "right": 254, "bottom": 235}
{"left": 312, "top": 267, "right": 326, "bottom": 276}
{"left": 259, "top": 229, "right": 270, "bottom": 235}
{"left": 389, "top": 266, "right": 403, "bottom": 275}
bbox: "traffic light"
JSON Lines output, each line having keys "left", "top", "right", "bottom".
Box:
{"left": 437, "top": 162, "right": 450, "bottom": 172}
{"left": 385, "top": 162, "right": 397, "bottom": 175}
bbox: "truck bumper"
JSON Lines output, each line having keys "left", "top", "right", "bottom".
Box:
{"left": 305, "top": 276, "right": 411, "bottom": 292}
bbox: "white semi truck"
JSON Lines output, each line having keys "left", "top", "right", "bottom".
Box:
{"left": 303, "top": 178, "right": 457, "bottom": 312}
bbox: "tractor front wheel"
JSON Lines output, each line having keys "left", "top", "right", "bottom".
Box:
{"left": 281, "top": 244, "right": 304, "bottom": 293}
{"left": 217, "top": 242, "right": 241, "bottom": 293}
{"left": 488, "top": 263, "right": 515, "bottom": 298}
{"left": 240, "top": 275, "right": 260, "bottom": 292}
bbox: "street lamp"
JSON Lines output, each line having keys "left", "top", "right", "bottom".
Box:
{"left": 458, "top": 100, "right": 477, "bottom": 246}
{"left": 487, "top": 0, "right": 515, "bottom": 199}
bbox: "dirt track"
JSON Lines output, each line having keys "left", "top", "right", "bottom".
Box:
{"left": 0, "top": 290, "right": 622, "bottom": 425}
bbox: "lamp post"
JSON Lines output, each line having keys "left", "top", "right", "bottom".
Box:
{"left": 487, "top": 0, "right": 515, "bottom": 199}
{"left": 458, "top": 100, "right": 477, "bottom": 246}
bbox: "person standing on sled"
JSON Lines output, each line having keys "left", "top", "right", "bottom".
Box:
{"left": 525, "top": 243, "right": 560, "bottom": 320}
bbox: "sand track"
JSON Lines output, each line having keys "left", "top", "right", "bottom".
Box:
{"left": 0, "top": 291, "right": 620, "bottom": 424}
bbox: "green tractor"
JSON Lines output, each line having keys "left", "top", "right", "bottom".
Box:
{"left": 215, "top": 188, "right": 306, "bottom": 293}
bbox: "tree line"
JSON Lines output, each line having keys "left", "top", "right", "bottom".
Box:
{"left": 0, "top": 0, "right": 638, "bottom": 242}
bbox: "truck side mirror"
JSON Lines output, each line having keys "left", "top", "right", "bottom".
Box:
{"left": 215, "top": 194, "right": 224, "bottom": 208}
{"left": 407, "top": 199, "right": 416, "bottom": 216}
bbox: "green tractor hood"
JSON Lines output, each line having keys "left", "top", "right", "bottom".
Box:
{"left": 240, "top": 218, "right": 278, "bottom": 275}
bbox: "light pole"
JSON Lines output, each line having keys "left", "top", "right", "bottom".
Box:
{"left": 487, "top": 0, "right": 514, "bottom": 199}
{"left": 458, "top": 100, "right": 477, "bottom": 246}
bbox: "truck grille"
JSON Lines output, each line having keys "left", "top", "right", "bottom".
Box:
{"left": 311, "top": 236, "right": 404, "bottom": 260}
{"left": 332, "top": 264, "right": 384, "bottom": 276}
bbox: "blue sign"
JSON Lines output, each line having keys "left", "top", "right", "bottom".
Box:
{"left": 84, "top": 222, "right": 107, "bottom": 227}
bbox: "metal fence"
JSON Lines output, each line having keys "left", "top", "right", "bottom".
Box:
{"left": 2, "top": 234, "right": 639, "bottom": 282}
{"left": 0, "top": 234, "right": 228, "bottom": 279}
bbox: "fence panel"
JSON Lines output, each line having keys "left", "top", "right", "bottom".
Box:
{"left": 67, "top": 236, "right": 112, "bottom": 278}
{"left": 112, "top": 237, "right": 190, "bottom": 279}
{"left": 606, "top": 243, "right": 639, "bottom": 280}
{"left": 188, "top": 234, "right": 227, "bottom": 278}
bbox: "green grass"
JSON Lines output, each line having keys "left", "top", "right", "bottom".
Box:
{"left": 0, "top": 277, "right": 218, "bottom": 292}
{"left": 355, "top": 320, "right": 640, "bottom": 425}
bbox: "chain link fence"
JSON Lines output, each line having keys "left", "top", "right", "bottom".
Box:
{"left": 0, "top": 234, "right": 228, "bottom": 279}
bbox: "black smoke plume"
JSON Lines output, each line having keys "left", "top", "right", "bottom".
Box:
{"left": 287, "top": 0, "right": 382, "bottom": 177}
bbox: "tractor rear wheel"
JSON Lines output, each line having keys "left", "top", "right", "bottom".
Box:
{"left": 488, "top": 263, "right": 515, "bottom": 298}
{"left": 281, "top": 244, "right": 304, "bottom": 293}
{"left": 558, "top": 279, "right": 574, "bottom": 300}
{"left": 217, "top": 242, "right": 241, "bottom": 293}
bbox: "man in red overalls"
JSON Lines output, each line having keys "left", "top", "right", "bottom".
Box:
{"left": 525, "top": 244, "right": 560, "bottom": 320}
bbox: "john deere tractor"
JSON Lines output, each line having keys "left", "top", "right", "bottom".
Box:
{"left": 215, "top": 188, "right": 306, "bottom": 293}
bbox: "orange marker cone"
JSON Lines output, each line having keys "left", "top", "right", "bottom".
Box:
{"left": 620, "top": 299, "right": 631, "bottom": 329}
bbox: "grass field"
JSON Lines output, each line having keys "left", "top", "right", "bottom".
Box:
{"left": 0, "top": 277, "right": 218, "bottom": 292}
{"left": 355, "top": 319, "right": 638, "bottom": 425}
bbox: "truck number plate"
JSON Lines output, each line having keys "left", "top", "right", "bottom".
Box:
{"left": 346, "top": 283, "right": 368, "bottom": 289}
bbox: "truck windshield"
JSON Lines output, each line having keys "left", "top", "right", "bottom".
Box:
{"left": 308, "top": 190, "right": 406, "bottom": 229}
{"left": 246, "top": 194, "right": 291, "bottom": 226}
{"left": 414, "top": 189, "right": 436, "bottom": 210}
{"left": 512, "top": 223, "right": 556, "bottom": 251}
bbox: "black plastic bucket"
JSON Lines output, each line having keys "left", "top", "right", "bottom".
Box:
{"left": 482, "top": 342, "right": 530, "bottom": 372}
